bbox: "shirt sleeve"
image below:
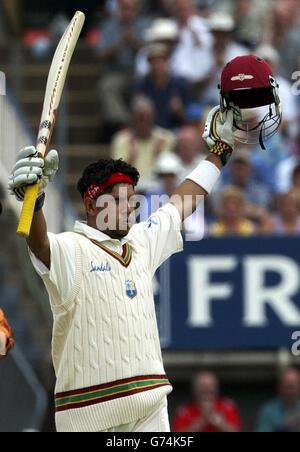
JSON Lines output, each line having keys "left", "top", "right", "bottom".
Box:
{"left": 29, "top": 232, "right": 77, "bottom": 308}
{"left": 131, "top": 203, "right": 183, "bottom": 275}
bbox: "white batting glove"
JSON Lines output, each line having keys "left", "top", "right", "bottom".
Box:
{"left": 8, "top": 146, "right": 59, "bottom": 201}
{"left": 202, "top": 106, "right": 235, "bottom": 150}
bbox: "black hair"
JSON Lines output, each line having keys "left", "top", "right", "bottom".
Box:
{"left": 77, "top": 159, "right": 140, "bottom": 199}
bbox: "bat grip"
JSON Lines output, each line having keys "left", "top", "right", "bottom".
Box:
{"left": 16, "top": 184, "right": 40, "bottom": 237}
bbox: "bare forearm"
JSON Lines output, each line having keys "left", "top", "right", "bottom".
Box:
{"left": 26, "top": 209, "right": 50, "bottom": 269}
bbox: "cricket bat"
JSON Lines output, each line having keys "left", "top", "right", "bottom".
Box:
{"left": 16, "top": 11, "right": 85, "bottom": 237}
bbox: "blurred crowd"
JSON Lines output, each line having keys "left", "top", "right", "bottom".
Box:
{"left": 93, "top": 0, "right": 300, "bottom": 238}
{"left": 172, "top": 367, "right": 300, "bottom": 432}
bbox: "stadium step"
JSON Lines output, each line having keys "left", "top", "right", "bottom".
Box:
{"left": 21, "top": 42, "right": 98, "bottom": 64}
{"left": 28, "top": 115, "right": 101, "bottom": 144}
{"left": 22, "top": 96, "right": 99, "bottom": 116}
{"left": 63, "top": 144, "right": 110, "bottom": 172}
{"left": 64, "top": 144, "right": 109, "bottom": 158}
{"left": 4, "top": 63, "right": 101, "bottom": 78}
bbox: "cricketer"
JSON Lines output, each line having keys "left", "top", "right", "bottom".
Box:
{"left": 8, "top": 54, "right": 281, "bottom": 432}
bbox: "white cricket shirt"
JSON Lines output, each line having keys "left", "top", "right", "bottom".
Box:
{"left": 29, "top": 203, "right": 183, "bottom": 432}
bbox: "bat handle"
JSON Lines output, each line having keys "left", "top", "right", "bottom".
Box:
{"left": 16, "top": 184, "right": 40, "bottom": 237}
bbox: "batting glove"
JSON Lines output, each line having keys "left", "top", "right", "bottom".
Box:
{"left": 8, "top": 146, "right": 59, "bottom": 201}
{"left": 202, "top": 106, "right": 235, "bottom": 150}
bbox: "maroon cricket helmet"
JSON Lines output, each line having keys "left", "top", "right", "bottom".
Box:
{"left": 219, "top": 55, "right": 282, "bottom": 148}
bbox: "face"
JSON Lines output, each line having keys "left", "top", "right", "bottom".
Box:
{"left": 279, "top": 370, "right": 300, "bottom": 403}
{"left": 118, "top": 0, "right": 138, "bottom": 24}
{"left": 213, "top": 31, "right": 232, "bottom": 48}
{"left": 275, "top": 0, "right": 299, "bottom": 26}
{"left": 236, "top": 0, "right": 252, "bottom": 15}
{"left": 221, "top": 197, "right": 244, "bottom": 222}
{"left": 149, "top": 55, "right": 170, "bottom": 78}
{"left": 174, "top": 0, "right": 193, "bottom": 24}
{"left": 132, "top": 108, "right": 154, "bottom": 135}
{"left": 231, "top": 161, "right": 251, "bottom": 186}
{"left": 177, "top": 128, "right": 201, "bottom": 163}
{"left": 85, "top": 184, "right": 136, "bottom": 239}
{"left": 194, "top": 373, "right": 219, "bottom": 405}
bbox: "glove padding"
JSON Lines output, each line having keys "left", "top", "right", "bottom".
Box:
{"left": 0, "top": 309, "right": 14, "bottom": 358}
{"left": 202, "top": 106, "right": 235, "bottom": 150}
{"left": 8, "top": 146, "right": 59, "bottom": 201}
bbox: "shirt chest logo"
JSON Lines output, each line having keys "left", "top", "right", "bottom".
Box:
{"left": 126, "top": 280, "right": 137, "bottom": 300}
{"left": 90, "top": 261, "right": 112, "bottom": 273}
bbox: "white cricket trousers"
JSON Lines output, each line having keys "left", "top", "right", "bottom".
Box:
{"left": 100, "top": 397, "right": 170, "bottom": 432}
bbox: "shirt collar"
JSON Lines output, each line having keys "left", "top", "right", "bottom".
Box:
{"left": 73, "top": 221, "right": 129, "bottom": 246}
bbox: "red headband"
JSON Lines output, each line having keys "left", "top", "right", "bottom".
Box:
{"left": 84, "top": 173, "right": 134, "bottom": 201}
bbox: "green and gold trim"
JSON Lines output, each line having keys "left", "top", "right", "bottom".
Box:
{"left": 90, "top": 240, "right": 133, "bottom": 268}
{"left": 55, "top": 375, "right": 171, "bottom": 412}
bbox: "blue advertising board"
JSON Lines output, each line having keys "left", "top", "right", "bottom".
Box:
{"left": 155, "top": 238, "right": 300, "bottom": 350}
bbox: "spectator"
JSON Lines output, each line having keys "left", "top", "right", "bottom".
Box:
{"left": 267, "top": 0, "right": 300, "bottom": 79}
{"left": 256, "top": 368, "right": 300, "bottom": 432}
{"left": 97, "top": 0, "right": 150, "bottom": 130}
{"left": 249, "top": 134, "right": 289, "bottom": 195}
{"left": 140, "top": 152, "right": 182, "bottom": 219}
{"left": 210, "top": 187, "right": 256, "bottom": 237}
{"left": 140, "top": 153, "right": 205, "bottom": 240}
{"left": 135, "top": 43, "right": 190, "bottom": 129}
{"left": 156, "top": 149, "right": 206, "bottom": 241}
{"left": 276, "top": 133, "right": 300, "bottom": 194}
{"left": 173, "top": 372, "right": 242, "bottom": 432}
{"left": 154, "top": 152, "right": 182, "bottom": 197}
{"left": 170, "top": 0, "right": 214, "bottom": 84}
{"left": 135, "top": 18, "right": 179, "bottom": 78}
{"left": 262, "top": 191, "right": 300, "bottom": 236}
{"left": 210, "top": 12, "right": 248, "bottom": 66}
{"left": 217, "top": 151, "right": 272, "bottom": 213}
{"left": 255, "top": 44, "right": 298, "bottom": 139}
{"left": 177, "top": 126, "right": 206, "bottom": 179}
{"left": 111, "top": 96, "right": 176, "bottom": 190}
{"left": 142, "top": 0, "right": 174, "bottom": 17}
{"left": 202, "top": 12, "right": 248, "bottom": 106}
{"left": 215, "top": 0, "right": 273, "bottom": 47}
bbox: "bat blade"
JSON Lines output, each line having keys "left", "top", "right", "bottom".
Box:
{"left": 17, "top": 11, "right": 85, "bottom": 237}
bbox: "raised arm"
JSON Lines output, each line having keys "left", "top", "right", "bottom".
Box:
{"left": 27, "top": 209, "right": 50, "bottom": 269}
{"left": 171, "top": 107, "right": 235, "bottom": 221}
{"left": 8, "top": 146, "right": 59, "bottom": 269}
